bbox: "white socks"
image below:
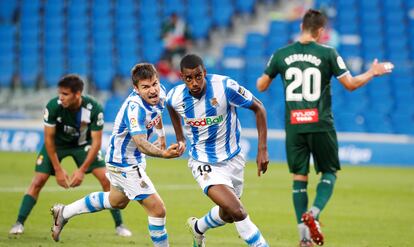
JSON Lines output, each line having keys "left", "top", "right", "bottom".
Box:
{"left": 196, "top": 206, "right": 226, "bottom": 233}
{"left": 235, "top": 215, "right": 268, "bottom": 247}
{"left": 62, "top": 192, "right": 112, "bottom": 219}
{"left": 148, "top": 216, "right": 169, "bottom": 247}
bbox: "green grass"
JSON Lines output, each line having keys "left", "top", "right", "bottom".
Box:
{"left": 0, "top": 152, "right": 413, "bottom": 246}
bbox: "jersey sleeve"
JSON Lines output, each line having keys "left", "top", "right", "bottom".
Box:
{"left": 225, "top": 78, "right": 254, "bottom": 108}
{"left": 329, "top": 48, "right": 349, "bottom": 78}
{"left": 264, "top": 52, "right": 280, "bottom": 79}
{"left": 90, "top": 103, "right": 104, "bottom": 131}
{"left": 126, "top": 101, "right": 147, "bottom": 136}
{"left": 43, "top": 99, "right": 58, "bottom": 126}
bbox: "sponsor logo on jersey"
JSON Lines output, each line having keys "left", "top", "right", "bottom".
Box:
{"left": 210, "top": 97, "right": 219, "bottom": 108}
{"left": 290, "top": 108, "right": 319, "bottom": 124}
{"left": 145, "top": 114, "right": 161, "bottom": 129}
{"left": 43, "top": 109, "right": 49, "bottom": 121}
{"left": 185, "top": 115, "right": 224, "bottom": 127}
{"left": 238, "top": 86, "right": 247, "bottom": 97}
{"left": 130, "top": 118, "right": 138, "bottom": 128}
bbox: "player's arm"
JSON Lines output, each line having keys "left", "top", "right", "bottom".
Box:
{"left": 131, "top": 133, "right": 180, "bottom": 158}
{"left": 248, "top": 97, "right": 269, "bottom": 176}
{"left": 256, "top": 74, "right": 273, "bottom": 92}
{"left": 44, "top": 125, "right": 70, "bottom": 188}
{"left": 70, "top": 130, "right": 102, "bottom": 187}
{"left": 154, "top": 118, "right": 166, "bottom": 150}
{"left": 339, "top": 59, "right": 394, "bottom": 91}
{"left": 167, "top": 105, "right": 186, "bottom": 154}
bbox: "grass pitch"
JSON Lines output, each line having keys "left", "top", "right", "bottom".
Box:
{"left": 0, "top": 152, "right": 413, "bottom": 246}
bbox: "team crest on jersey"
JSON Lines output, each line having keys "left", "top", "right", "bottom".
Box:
{"left": 86, "top": 103, "right": 92, "bottom": 110}
{"left": 210, "top": 98, "right": 219, "bottom": 108}
{"left": 57, "top": 117, "right": 62, "bottom": 123}
{"left": 97, "top": 112, "right": 104, "bottom": 126}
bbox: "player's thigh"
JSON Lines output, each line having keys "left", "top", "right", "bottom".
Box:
{"left": 107, "top": 164, "right": 157, "bottom": 201}
{"left": 71, "top": 145, "right": 106, "bottom": 173}
{"left": 286, "top": 132, "right": 311, "bottom": 175}
{"left": 34, "top": 145, "right": 66, "bottom": 175}
{"left": 188, "top": 158, "right": 235, "bottom": 196}
{"left": 309, "top": 130, "right": 341, "bottom": 173}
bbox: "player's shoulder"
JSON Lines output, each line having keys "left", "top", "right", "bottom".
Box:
{"left": 166, "top": 83, "right": 186, "bottom": 100}
{"left": 82, "top": 95, "right": 103, "bottom": 110}
{"left": 45, "top": 97, "right": 61, "bottom": 110}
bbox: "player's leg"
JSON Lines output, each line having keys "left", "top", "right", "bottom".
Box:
{"left": 301, "top": 131, "right": 340, "bottom": 246}
{"left": 72, "top": 146, "right": 131, "bottom": 236}
{"left": 286, "top": 132, "right": 314, "bottom": 245}
{"left": 51, "top": 186, "right": 129, "bottom": 241}
{"left": 10, "top": 147, "right": 52, "bottom": 234}
{"left": 139, "top": 193, "right": 169, "bottom": 247}
{"left": 208, "top": 185, "right": 268, "bottom": 247}
{"left": 308, "top": 130, "right": 340, "bottom": 218}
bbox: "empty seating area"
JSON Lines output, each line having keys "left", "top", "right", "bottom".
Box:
{"left": 216, "top": 0, "right": 414, "bottom": 134}
{"left": 0, "top": 0, "right": 413, "bottom": 135}
{"left": 0, "top": 0, "right": 257, "bottom": 92}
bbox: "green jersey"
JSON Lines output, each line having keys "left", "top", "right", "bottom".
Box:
{"left": 43, "top": 96, "right": 104, "bottom": 148}
{"left": 265, "top": 41, "right": 349, "bottom": 133}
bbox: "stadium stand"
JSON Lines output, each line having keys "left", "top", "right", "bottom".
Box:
{"left": 0, "top": 0, "right": 412, "bottom": 135}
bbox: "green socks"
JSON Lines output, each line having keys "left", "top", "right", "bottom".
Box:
{"left": 17, "top": 194, "right": 37, "bottom": 224}
{"left": 110, "top": 209, "right": 123, "bottom": 227}
{"left": 293, "top": 180, "right": 308, "bottom": 224}
{"left": 313, "top": 173, "right": 337, "bottom": 217}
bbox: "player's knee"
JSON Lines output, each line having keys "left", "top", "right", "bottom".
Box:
{"left": 228, "top": 206, "right": 247, "bottom": 221}
{"left": 151, "top": 204, "right": 166, "bottom": 218}
{"left": 111, "top": 200, "right": 128, "bottom": 209}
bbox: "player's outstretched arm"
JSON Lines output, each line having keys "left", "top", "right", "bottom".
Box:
{"left": 256, "top": 74, "right": 273, "bottom": 92}
{"left": 339, "top": 59, "right": 394, "bottom": 91}
{"left": 44, "top": 126, "right": 70, "bottom": 188}
{"left": 132, "top": 134, "right": 181, "bottom": 159}
{"left": 249, "top": 98, "right": 269, "bottom": 176}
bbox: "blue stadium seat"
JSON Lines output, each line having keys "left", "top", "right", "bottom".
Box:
{"left": 235, "top": 0, "right": 256, "bottom": 14}
{"left": 0, "top": 1, "right": 17, "bottom": 22}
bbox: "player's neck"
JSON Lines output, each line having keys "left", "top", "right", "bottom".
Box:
{"left": 298, "top": 33, "right": 318, "bottom": 44}
{"left": 68, "top": 98, "right": 82, "bottom": 112}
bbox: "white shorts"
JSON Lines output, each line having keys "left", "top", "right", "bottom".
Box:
{"left": 188, "top": 152, "right": 246, "bottom": 197}
{"left": 106, "top": 163, "right": 156, "bottom": 201}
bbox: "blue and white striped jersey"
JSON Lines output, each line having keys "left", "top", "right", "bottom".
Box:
{"left": 105, "top": 87, "right": 166, "bottom": 167}
{"left": 166, "top": 74, "right": 254, "bottom": 163}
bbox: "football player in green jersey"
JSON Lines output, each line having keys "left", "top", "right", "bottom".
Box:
{"left": 257, "top": 9, "right": 394, "bottom": 246}
{"left": 9, "top": 74, "right": 132, "bottom": 237}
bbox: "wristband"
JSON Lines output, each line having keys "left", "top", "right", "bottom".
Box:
{"left": 155, "top": 128, "right": 165, "bottom": 137}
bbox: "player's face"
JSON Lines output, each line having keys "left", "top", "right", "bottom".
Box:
{"left": 134, "top": 76, "right": 161, "bottom": 105}
{"left": 181, "top": 65, "right": 206, "bottom": 97}
{"left": 58, "top": 87, "right": 81, "bottom": 109}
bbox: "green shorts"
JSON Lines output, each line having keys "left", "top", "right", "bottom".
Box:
{"left": 35, "top": 145, "right": 106, "bottom": 175}
{"left": 286, "top": 130, "right": 341, "bottom": 175}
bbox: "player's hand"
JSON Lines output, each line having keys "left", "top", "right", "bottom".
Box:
{"left": 69, "top": 169, "right": 85, "bottom": 187}
{"left": 256, "top": 149, "right": 269, "bottom": 177}
{"left": 177, "top": 141, "right": 186, "bottom": 156}
{"left": 153, "top": 136, "right": 166, "bottom": 150}
{"left": 370, "top": 59, "right": 394, "bottom": 76}
{"left": 55, "top": 169, "right": 70, "bottom": 189}
{"left": 162, "top": 143, "right": 182, "bottom": 158}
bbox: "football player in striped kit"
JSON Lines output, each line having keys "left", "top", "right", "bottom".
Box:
{"left": 50, "top": 63, "right": 183, "bottom": 247}
{"left": 167, "top": 54, "right": 269, "bottom": 247}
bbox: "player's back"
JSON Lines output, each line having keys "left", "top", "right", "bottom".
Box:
{"left": 266, "top": 41, "right": 348, "bottom": 133}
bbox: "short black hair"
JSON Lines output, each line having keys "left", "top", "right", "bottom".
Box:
{"left": 302, "top": 9, "right": 327, "bottom": 36}
{"left": 131, "top": 63, "right": 158, "bottom": 86}
{"left": 180, "top": 54, "right": 204, "bottom": 71}
{"left": 58, "top": 74, "right": 84, "bottom": 93}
